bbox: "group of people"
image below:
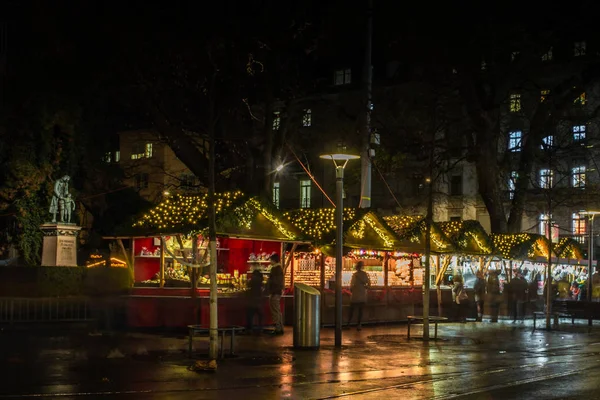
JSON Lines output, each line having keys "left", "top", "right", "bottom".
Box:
{"left": 454, "top": 270, "right": 537, "bottom": 323}
{"left": 246, "top": 258, "right": 372, "bottom": 334}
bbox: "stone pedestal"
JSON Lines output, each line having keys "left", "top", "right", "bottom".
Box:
{"left": 41, "top": 223, "right": 82, "bottom": 267}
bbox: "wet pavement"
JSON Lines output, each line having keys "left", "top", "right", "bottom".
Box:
{"left": 1, "top": 320, "right": 600, "bottom": 399}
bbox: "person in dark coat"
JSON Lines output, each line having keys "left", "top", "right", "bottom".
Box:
{"left": 511, "top": 274, "right": 528, "bottom": 322}
{"left": 487, "top": 270, "right": 501, "bottom": 322}
{"left": 474, "top": 271, "right": 486, "bottom": 322}
{"left": 266, "top": 253, "right": 284, "bottom": 335}
{"left": 347, "top": 261, "right": 371, "bottom": 331}
{"left": 452, "top": 275, "right": 469, "bottom": 323}
{"left": 246, "top": 269, "right": 264, "bottom": 334}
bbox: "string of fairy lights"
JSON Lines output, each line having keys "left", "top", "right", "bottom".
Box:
{"left": 283, "top": 208, "right": 357, "bottom": 241}
{"left": 133, "top": 192, "right": 584, "bottom": 261}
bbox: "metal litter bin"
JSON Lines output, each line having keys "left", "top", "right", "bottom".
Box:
{"left": 293, "top": 283, "right": 321, "bottom": 349}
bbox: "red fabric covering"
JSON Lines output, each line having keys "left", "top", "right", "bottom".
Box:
{"left": 226, "top": 238, "right": 280, "bottom": 274}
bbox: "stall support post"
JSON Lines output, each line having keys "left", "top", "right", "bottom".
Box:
{"left": 335, "top": 165, "right": 344, "bottom": 348}
{"left": 160, "top": 237, "right": 165, "bottom": 288}
{"left": 588, "top": 216, "right": 595, "bottom": 326}
{"left": 320, "top": 253, "right": 325, "bottom": 327}
{"left": 207, "top": 113, "right": 219, "bottom": 361}
{"left": 383, "top": 252, "right": 389, "bottom": 305}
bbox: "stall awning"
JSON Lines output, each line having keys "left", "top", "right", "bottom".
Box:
{"left": 120, "top": 191, "right": 306, "bottom": 242}
{"left": 491, "top": 233, "right": 554, "bottom": 260}
{"left": 283, "top": 209, "right": 401, "bottom": 251}
{"left": 383, "top": 215, "right": 454, "bottom": 253}
{"left": 438, "top": 220, "right": 494, "bottom": 255}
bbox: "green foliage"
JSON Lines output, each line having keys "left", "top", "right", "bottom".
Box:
{"left": 36, "top": 266, "right": 85, "bottom": 297}
{"left": 13, "top": 193, "right": 48, "bottom": 265}
{"left": 0, "top": 266, "right": 132, "bottom": 297}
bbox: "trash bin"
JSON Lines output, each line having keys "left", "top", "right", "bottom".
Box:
{"left": 293, "top": 283, "right": 321, "bottom": 349}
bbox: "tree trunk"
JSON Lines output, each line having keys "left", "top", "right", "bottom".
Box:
{"left": 475, "top": 139, "right": 508, "bottom": 233}
{"left": 263, "top": 99, "right": 274, "bottom": 198}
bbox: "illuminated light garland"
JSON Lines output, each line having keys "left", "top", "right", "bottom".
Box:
{"left": 87, "top": 257, "right": 128, "bottom": 268}
{"left": 383, "top": 215, "right": 450, "bottom": 250}
{"left": 283, "top": 208, "right": 356, "bottom": 241}
{"left": 438, "top": 220, "right": 494, "bottom": 254}
{"left": 363, "top": 214, "right": 395, "bottom": 248}
{"left": 134, "top": 191, "right": 244, "bottom": 230}
{"left": 350, "top": 220, "right": 366, "bottom": 239}
{"left": 247, "top": 198, "right": 296, "bottom": 239}
{"left": 491, "top": 233, "right": 553, "bottom": 259}
{"left": 555, "top": 237, "right": 584, "bottom": 259}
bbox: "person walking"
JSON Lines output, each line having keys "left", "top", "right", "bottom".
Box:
{"left": 474, "top": 271, "right": 486, "bottom": 322}
{"left": 347, "top": 261, "right": 370, "bottom": 331}
{"left": 266, "top": 254, "right": 284, "bottom": 335}
{"left": 246, "top": 269, "right": 264, "bottom": 334}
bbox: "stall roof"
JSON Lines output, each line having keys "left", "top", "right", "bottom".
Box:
{"left": 282, "top": 209, "right": 400, "bottom": 250}
{"left": 491, "top": 233, "right": 554, "bottom": 260}
{"left": 438, "top": 220, "right": 494, "bottom": 255}
{"left": 554, "top": 237, "right": 585, "bottom": 260}
{"left": 122, "top": 191, "right": 306, "bottom": 242}
{"left": 383, "top": 215, "right": 454, "bottom": 253}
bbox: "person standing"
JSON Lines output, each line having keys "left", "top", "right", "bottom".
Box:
{"left": 487, "top": 270, "right": 501, "bottom": 322}
{"left": 452, "top": 275, "right": 469, "bottom": 323}
{"left": 512, "top": 274, "right": 528, "bottom": 322}
{"left": 473, "top": 271, "right": 486, "bottom": 322}
{"left": 246, "top": 269, "right": 264, "bottom": 334}
{"left": 266, "top": 253, "right": 284, "bottom": 335}
{"left": 347, "top": 261, "right": 371, "bottom": 331}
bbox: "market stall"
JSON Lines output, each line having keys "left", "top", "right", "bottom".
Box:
{"left": 282, "top": 208, "right": 403, "bottom": 324}
{"left": 105, "top": 191, "right": 307, "bottom": 328}
{"left": 383, "top": 215, "right": 456, "bottom": 316}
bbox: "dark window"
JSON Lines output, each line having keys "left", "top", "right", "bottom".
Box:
{"left": 135, "top": 173, "right": 149, "bottom": 190}
{"left": 450, "top": 216, "right": 462, "bottom": 222}
{"left": 450, "top": 175, "right": 462, "bottom": 196}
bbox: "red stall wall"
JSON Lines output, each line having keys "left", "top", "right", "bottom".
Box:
{"left": 225, "top": 238, "right": 280, "bottom": 274}
{"left": 133, "top": 238, "right": 160, "bottom": 281}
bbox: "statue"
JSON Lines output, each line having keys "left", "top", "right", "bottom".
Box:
{"left": 49, "top": 175, "right": 75, "bottom": 224}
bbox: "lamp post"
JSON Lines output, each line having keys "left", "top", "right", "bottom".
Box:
{"left": 580, "top": 211, "right": 600, "bottom": 326}
{"left": 320, "top": 153, "right": 360, "bottom": 348}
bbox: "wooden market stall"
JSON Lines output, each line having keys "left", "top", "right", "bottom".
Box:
{"left": 282, "top": 208, "right": 407, "bottom": 324}
{"left": 105, "top": 191, "right": 308, "bottom": 328}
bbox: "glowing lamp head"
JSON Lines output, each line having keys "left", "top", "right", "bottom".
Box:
{"left": 276, "top": 164, "right": 284, "bottom": 172}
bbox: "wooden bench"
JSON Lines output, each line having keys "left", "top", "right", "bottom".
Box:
{"left": 407, "top": 316, "right": 448, "bottom": 339}
{"left": 188, "top": 325, "right": 245, "bottom": 358}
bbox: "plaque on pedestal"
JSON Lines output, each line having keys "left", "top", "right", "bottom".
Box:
{"left": 41, "top": 224, "right": 82, "bottom": 267}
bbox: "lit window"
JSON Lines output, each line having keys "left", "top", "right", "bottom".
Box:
{"left": 103, "top": 152, "right": 112, "bottom": 163}
{"left": 115, "top": 150, "right": 120, "bottom": 163}
{"left": 542, "top": 47, "right": 553, "bottom": 61}
{"left": 573, "top": 125, "right": 586, "bottom": 141}
{"left": 145, "top": 143, "right": 153, "bottom": 158}
{"left": 539, "top": 214, "right": 551, "bottom": 236}
{"left": 572, "top": 166, "right": 586, "bottom": 188}
{"left": 300, "top": 179, "right": 311, "bottom": 208}
{"left": 508, "top": 130, "right": 522, "bottom": 152}
{"left": 539, "top": 169, "right": 553, "bottom": 189}
{"left": 541, "top": 136, "right": 554, "bottom": 149}
{"left": 273, "top": 182, "right": 280, "bottom": 209}
{"left": 273, "top": 112, "right": 281, "bottom": 131}
{"left": 135, "top": 173, "right": 149, "bottom": 190}
{"left": 510, "top": 93, "right": 521, "bottom": 112}
{"left": 572, "top": 213, "right": 587, "bottom": 236}
{"left": 302, "top": 109, "right": 312, "bottom": 127}
{"left": 508, "top": 171, "right": 518, "bottom": 199}
{"left": 334, "top": 69, "right": 352, "bottom": 85}
{"left": 574, "top": 41, "right": 586, "bottom": 57}
{"left": 540, "top": 89, "right": 550, "bottom": 102}
{"left": 131, "top": 142, "right": 153, "bottom": 160}
{"left": 574, "top": 92, "right": 586, "bottom": 106}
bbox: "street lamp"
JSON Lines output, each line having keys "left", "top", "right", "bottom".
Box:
{"left": 320, "top": 153, "right": 360, "bottom": 348}
{"left": 579, "top": 210, "right": 600, "bottom": 325}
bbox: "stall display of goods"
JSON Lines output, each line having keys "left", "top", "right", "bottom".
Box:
{"left": 341, "top": 270, "right": 384, "bottom": 287}
{"left": 413, "top": 268, "right": 424, "bottom": 286}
